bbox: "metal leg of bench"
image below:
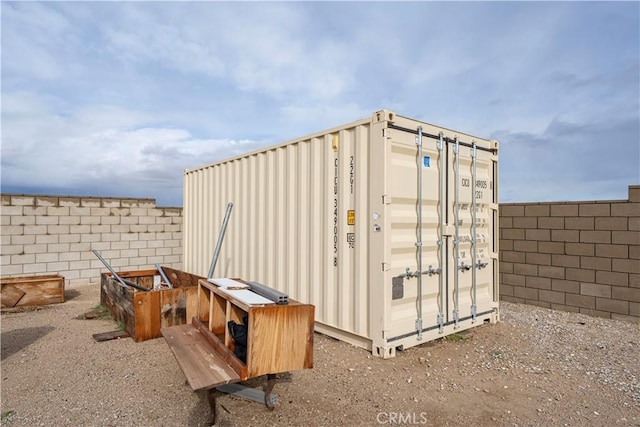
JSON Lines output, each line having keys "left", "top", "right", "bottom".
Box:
{"left": 264, "top": 374, "right": 277, "bottom": 410}
{"left": 208, "top": 388, "right": 223, "bottom": 425}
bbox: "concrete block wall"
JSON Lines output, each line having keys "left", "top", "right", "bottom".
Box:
{"left": 499, "top": 185, "right": 639, "bottom": 323}
{"left": 0, "top": 194, "right": 183, "bottom": 286}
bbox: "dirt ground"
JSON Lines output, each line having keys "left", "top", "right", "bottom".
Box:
{"left": 1, "top": 283, "right": 638, "bottom": 427}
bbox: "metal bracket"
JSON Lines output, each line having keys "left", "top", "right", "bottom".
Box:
{"left": 458, "top": 262, "right": 471, "bottom": 272}
{"left": 404, "top": 266, "right": 441, "bottom": 279}
{"left": 475, "top": 261, "right": 489, "bottom": 269}
{"left": 424, "top": 266, "right": 440, "bottom": 276}
{"left": 209, "top": 375, "right": 278, "bottom": 424}
{"left": 437, "top": 313, "right": 444, "bottom": 334}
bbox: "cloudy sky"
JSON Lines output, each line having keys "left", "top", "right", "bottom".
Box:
{"left": 2, "top": 1, "right": 638, "bottom": 206}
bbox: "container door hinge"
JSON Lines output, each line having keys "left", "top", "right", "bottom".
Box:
{"left": 415, "top": 318, "right": 423, "bottom": 340}
{"left": 382, "top": 262, "right": 390, "bottom": 272}
{"left": 436, "top": 313, "right": 444, "bottom": 334}
{"left": 382, "top": 195, "right": 391, "bottom": 205}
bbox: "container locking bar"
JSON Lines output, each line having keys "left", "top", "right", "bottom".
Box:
{"left": 471, "top": 142, "right": 478, "bottom": 321}
{"left": 404, "top": 266, "right": 441, "bottom": 279}
{"left": 415, "top": 126, "right": 424, "bottom": 341}
{"left": 437, "top": 132, "right": 446, "bottom": 334}
{"left": 452, "top": 137, "right": 461, "bottom": 328}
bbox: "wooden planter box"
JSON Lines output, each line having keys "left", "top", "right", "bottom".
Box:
{"left": 100, "top": 268, "right": 205, "bottom": 342}
{"left": 0, "top": 274, "right": 65, "bottom": 308}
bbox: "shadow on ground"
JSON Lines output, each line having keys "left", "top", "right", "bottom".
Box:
{"left": 1, "top": 326, "right": 55, "bottom": 360}
{"left": 65, "top": 289, "right": 81, "bottom": 301}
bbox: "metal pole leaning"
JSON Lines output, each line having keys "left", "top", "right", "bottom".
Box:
{"left": 155, "top": 264, "right": 174, "bottom": 289}
{"left": 92, "top": 250, "right": 149, "bottom": 292}
{"left": 208, "top": 202, "right": 234, "bottom": 279}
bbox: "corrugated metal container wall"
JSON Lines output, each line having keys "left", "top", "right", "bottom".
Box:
{"left": 184, "top": 110, "right": 499, "bottom": 358}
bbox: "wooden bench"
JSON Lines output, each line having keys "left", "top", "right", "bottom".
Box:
{"left": 161, "top": 279, "right": 314, "bottom": 422}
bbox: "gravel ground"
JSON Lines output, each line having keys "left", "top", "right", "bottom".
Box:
{"left": 1, "top": 283, "right": 639, "bottom": 427}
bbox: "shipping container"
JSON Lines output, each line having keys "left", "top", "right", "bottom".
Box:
{"left": 184, "top": 110, "right": 499, "bottom": 358}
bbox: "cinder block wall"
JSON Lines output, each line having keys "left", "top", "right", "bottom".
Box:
{"left": 0, "top": 194, "right": 183, "bottom": 286}
{"left": 499, "top": 185, "right": 639, "bottom": 323}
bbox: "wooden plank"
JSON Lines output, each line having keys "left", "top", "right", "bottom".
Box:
{"left": 211, "top": 293, "right": 227, "bottom": 336}
{"left": 161, "top": 324, "right": 240, "bottom": 391}
{"left": 78, "top": 308, "right": 109, "bottom": 320}
{"left": 92, "top": 330, "right": 130, "bottom": 342}
{"left": 160, "top": 288, "right": 186, "bottom": 329}
{"left": 164, "top": 267, "right": 205, "bottom": 288}
{"left": 198, "top": 282, "right": 211, "bottom": 323}
{"left": 0, "top": 276, "right": 64, "bottom": 307}
{"left": 185, "top": 286, "right": 199, "bottom": 322}
{"left": 100, "top": 274, "right": 136, "bottom": 338}
{"left": 117, "top": 270, "right": 156, "bottom": 278}
{"left": 192, "top": 317, "right": 248, "bottom": 380}
{"left": 104, "top": 270, "right": 154, "bottom": 291}
{"left": 1, "top": 284, "right": 26, "bottom": 308}
{"left": 1, "top": 274, "right": 61, "bottom": 284}
{"left": 134, "top": 291, "right": 160, "bottom": 341}
{"left": 248, "top": 304, "right": 314, "bottom": 378}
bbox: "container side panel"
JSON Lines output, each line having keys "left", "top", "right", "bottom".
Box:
{"left": 183, "top": 123, "right": 373, "bottom": 340}
{"left": 354, "top": 125, "right": 370, "bottom": 334}
{"left": 324, "top": 134, "right": 338, "bottom": 326}
{"left": 296, "top": 142, "right": 310, "bottom": 304}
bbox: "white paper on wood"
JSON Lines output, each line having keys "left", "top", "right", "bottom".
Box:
{"left": 219, "top": 289, "right": 275, "bottom": 306}
{"left": 208, "top": 278, "right": 249, "bottom": 289}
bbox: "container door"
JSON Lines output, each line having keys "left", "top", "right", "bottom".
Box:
{"left": 447, "top": 138, "right": 497, "bottom": 326}
{"left": 385, "top": 127, "right": 444, "bottom": 341}
{"left": 382, "top": 122, "right": 498, "bottom": 347}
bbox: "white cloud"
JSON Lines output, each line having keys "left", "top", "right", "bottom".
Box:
{"left": 1, "top": 1, "right": 638, "bottom": 206}
{"left": 1, "top": 91, "right": 267, "bottom": 205}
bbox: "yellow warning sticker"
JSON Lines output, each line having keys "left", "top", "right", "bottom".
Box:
{"left": 347, "top": 210, "right": 355, "bottom": 226}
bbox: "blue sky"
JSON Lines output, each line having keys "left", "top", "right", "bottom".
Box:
{"left": 2, "top": 1, "right": 638, "bottom": 207}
